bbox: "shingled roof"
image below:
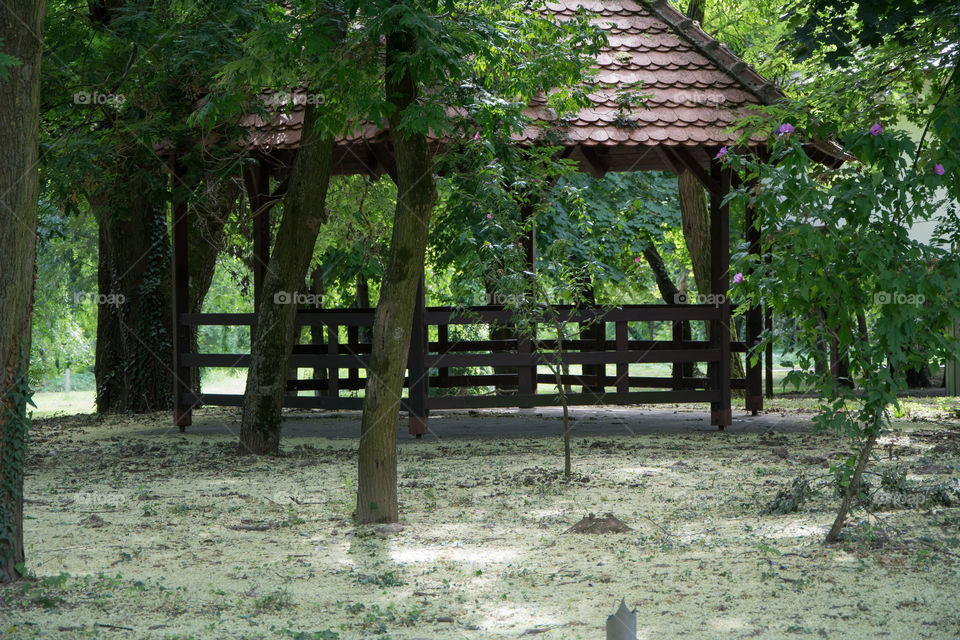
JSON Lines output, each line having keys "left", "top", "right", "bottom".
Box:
{"left": 241, "top": 0, "right": 788, "bottom": 176}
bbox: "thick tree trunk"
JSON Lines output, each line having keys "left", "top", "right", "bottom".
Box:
{"left": 94, "top": 189, "right": 174, "bottom": 413}
{"left": 238, "top": 104, "right": 334, "bottom": 455}
{"left": 356, "top": 28, "right": 437, "bottom": 524}
{"left": 0, "top": 0, "right": 45, "bottom": 583}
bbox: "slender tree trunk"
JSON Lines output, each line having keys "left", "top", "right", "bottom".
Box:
{"left": 188, "top": 174, "right": 238, "bottom": 392}
{"left": 0, "top": 0, "right": 45, "bottom": 583}
{"left": 356, "top": 27, "right": 437, "bottom": 524}
{"left": 355, "top": 274, "right": 371, "bottom": 343}
{"left": 93, "top": 190, "right": 174, "bottom": 413}
{"left": 825, "top": 431, "right": 878, "bottom": 543}
{"left": 578, "top": 276, "right": 604, "bottom": 393}
{"left": 641, "top": 240, "right": 697, "bottom": 377}
{"left": 238, "top": 104, "right": 334, "bottom": 455}
{"left": 310, "top": 267, "right": 326, "bottom": 396}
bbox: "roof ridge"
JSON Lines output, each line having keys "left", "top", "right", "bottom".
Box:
{"left": 639, "top": 0, "right": 785, "bottom": 106}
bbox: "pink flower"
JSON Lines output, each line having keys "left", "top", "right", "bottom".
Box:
{"left": 777, "top": 123, "right": 794, "bottom": 136}
{"left": 934, "top": 163, "right": 945, "bottom": 176}
{"left": 473, "top": 131, "right": 481, "bottom": 141}
{"left": 870, "top": 123, "right": 883, "bottom": 136}
{"left": 634, "top": 256, "right": 642, "bottom": 264}
{"left": 733, "top": 272, "right": 744, "bottom": 284}
{"left": 486, "top": 213, "right": 492, "bottom": 219}
{"left": 715, "top": 146, "right": 728, "bottom": 159}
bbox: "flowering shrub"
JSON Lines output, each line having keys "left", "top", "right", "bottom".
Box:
{"left": 725, "top": 121, "right": 960, "bottom": 541}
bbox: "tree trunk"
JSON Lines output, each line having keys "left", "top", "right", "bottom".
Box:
{"left": 679, "top": 170, "right": 744, "bottom": 381}
{"left": 310, "top": 267, "right": 326, "bottom": 396}
{"left": 356, "top": 27, "right": 437, "bottom": 524}
{"left": 825, "top": 431, "right": 878, "bottom": 544}
{"left": 0, "top": 0, "right": 45, "bottom": 583}
{"left": 355, "top": 273, "right": 371, "bottom": 343}
{"left": 94, "top": 188, "right": 174, "bottom": 413}
{"left": 578, "top": 275, "right": 605, "bottom": 393}
{"left": 238, "top": 104, "right": 334, "bottom": 455}
{"left": 188, "top": 173, "right": 238, "bottom": 392}
{"left": 641, "top": 240, "right": 697, "bottom": 377}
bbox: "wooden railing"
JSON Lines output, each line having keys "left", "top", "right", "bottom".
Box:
{"left": 176, "top": 304, "right": 754, "bottom": 429}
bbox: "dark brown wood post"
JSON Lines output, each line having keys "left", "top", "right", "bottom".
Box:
{"left": 765, "top": 307, "right": 774, "bottom": 398}
{"left": 710, "top": 160, "right": 732, "bottom": 429}
{"left": 408, "top": 272, "right": 429, "bottom": 436}
{"left": 243, "top": 159, "right": 271, "bottom": 363}
{"left": 518, "top": 202, "right": 537, "bottom": 403}
{"left": 744, "top": 179, "right": 763, "bottom": 414}
{"left": 172, "top": 157, "right": 192, "bottom": 431}
{"left": 671, "top": 319, "right": 683, "bottom": 389}
{"left": 437, "top": 323, "right": 450, "bottom": 389}
{"left": 327, "top": 323, "right": 339, "bottom": 398}
{"left": 616, "top": 321, "right": 629, "bottom": 393}
{"left": 251, "top": 161, "right": 271, "bottom": 312}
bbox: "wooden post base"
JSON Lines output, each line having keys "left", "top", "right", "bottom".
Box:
{"left": 409, "top": 415, "right": 428, "bottom": 437}
{"left": 711, "top": 408, "right": 731, "bottom": 430}
{"left": 175, "top": 408, "right": 192, "bottom": 432}
{"left": 745, "top": 395, "right": 762, "bottom": 415}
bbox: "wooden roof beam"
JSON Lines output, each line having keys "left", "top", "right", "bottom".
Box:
{"left": 662, "top": 146, "right": 720, "bottom": 196}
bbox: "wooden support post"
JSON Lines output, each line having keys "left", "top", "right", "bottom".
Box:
{"left": 517, "top": 333, "right": 535, "bottom": 404}
{"left": 744, "top": 181, "right": 763, "bottom": 414}
{"left": 327, "top": 324, "right": 339, "bottom": 398}
{"left": 347, "top": 324, "right": 360, "bottom": 388}
{"left": 172, "top": 158, "right": 192, "bottom": 431}
{"left": 710, "top": 161, "right": 732, "bottom": 429}
{"left": 765, "top": 307, "right": 774, "bottom": 398}
{"left": 438, "top": 324, "right": 450, "bottom": 389}
{"left": 312, "top": 319, "right": 327, "bottom": 397}
{"left": 947, "top": 319, "right": 960, "bottom": 396}
{"left": 671, "top": 319, "right": 683, "bottom": 390}
{"left": 518, "top": 202, "right": 537, "bottom": 404}
{"left": 616, "top": 321, "right": 629, "bottom": 393}
{"left": 251, "top": 162, "right": 271, "bottom": 313}
{"left": 408, "top": 273, "right": 429, "bottom": 437}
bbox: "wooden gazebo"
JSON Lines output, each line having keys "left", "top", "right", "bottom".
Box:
{"left": 170, "top": 0, "right": 819, "bottom": 434}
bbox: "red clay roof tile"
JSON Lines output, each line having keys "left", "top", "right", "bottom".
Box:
{"left": 242, "top": 0, "right": 786, "bottom": 170}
